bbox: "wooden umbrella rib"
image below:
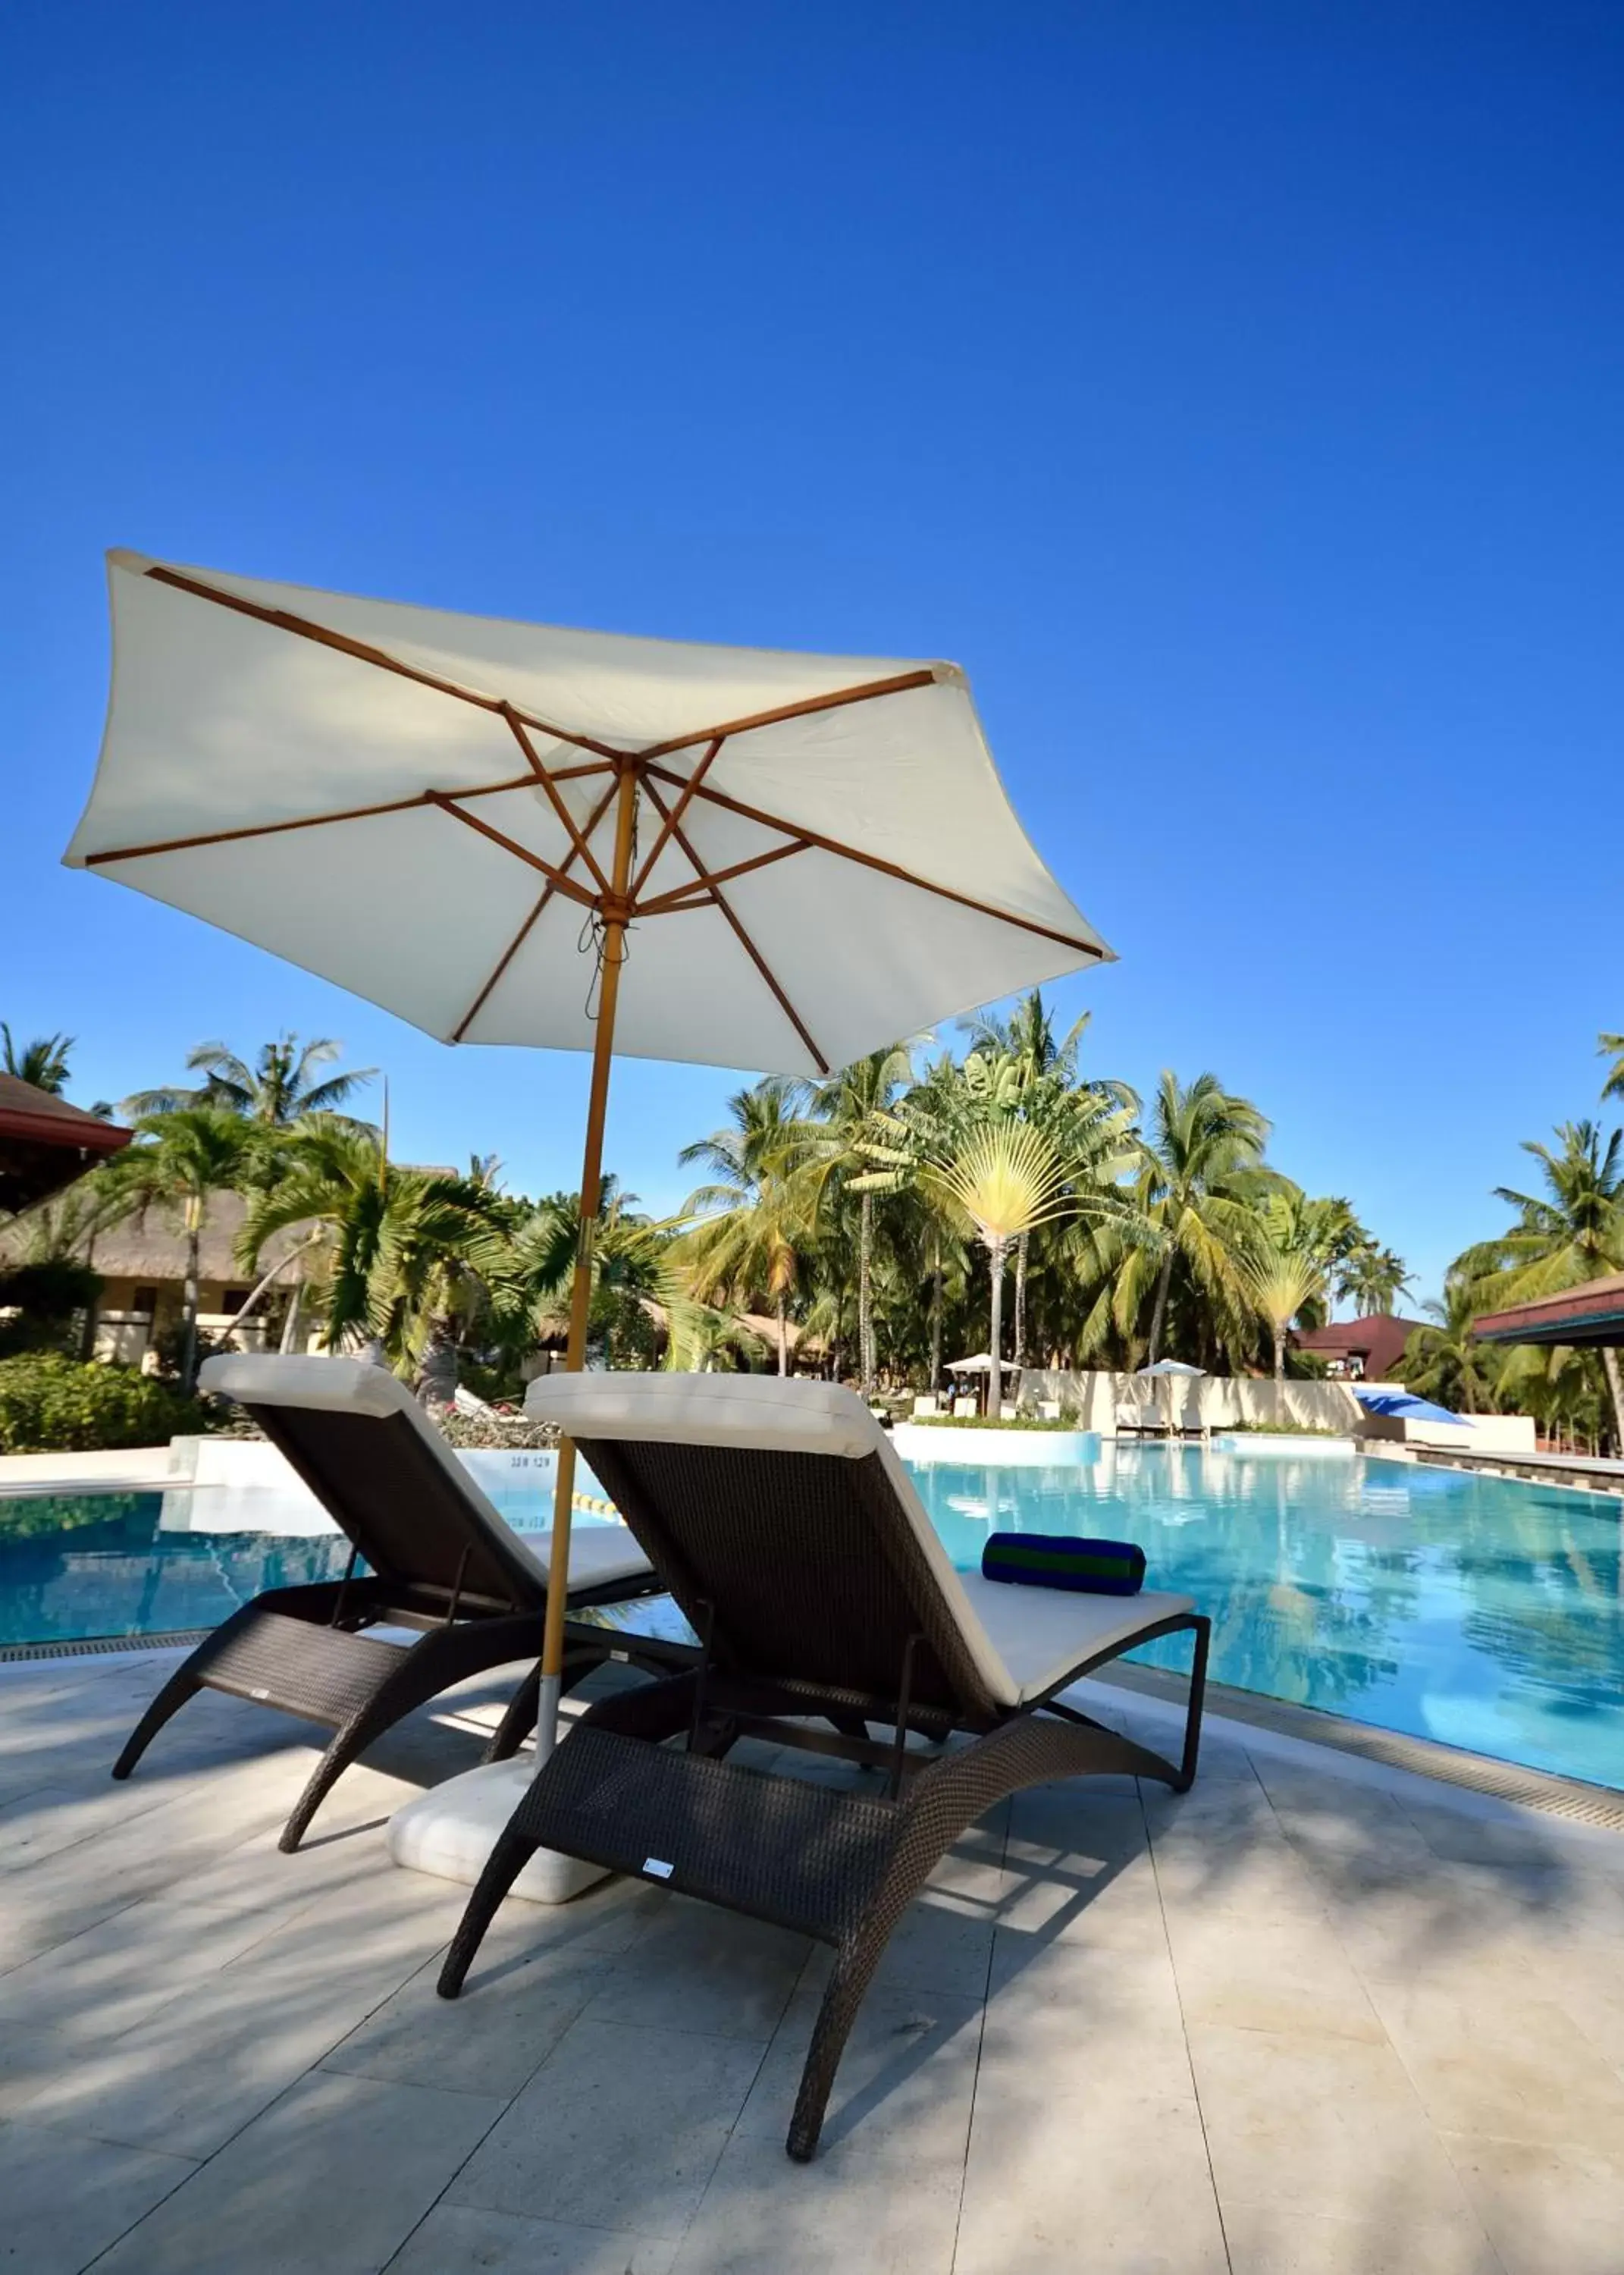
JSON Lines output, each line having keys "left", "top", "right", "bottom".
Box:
{"left": 499, "top": 705, "right": 613, "bottom": 896}
{"left": 143, "top": 565, "right": 634, "bottom": 763}
{"left": 638, "top": 668, "right": 939, "bottom": 760}
{"left": 81, "top": 770, "right": 550, "bottom": 868}
{"left": 643, "top": 764, "right": 1106, "bottom": 959}
{"left": 630, "top": 736, "right": 725, "bottom": 898}
{"left": 636, "top": 836, "right": 812, "bottom": 915}
{"left": 450, "top": 776, "right": 622, "bottom": 1040}
{"left": 428, "top": 795, "right": 599, "bottom": 910}
{"left": 83, "top": 791, "right": 440, "bottom": 865}
{"left": 641, "top": 779, "right": 829, "bottom": 1073}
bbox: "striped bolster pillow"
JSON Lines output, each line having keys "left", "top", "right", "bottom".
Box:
{"left": 982, "top": 1533, "right": 1146, "bottom": 1596}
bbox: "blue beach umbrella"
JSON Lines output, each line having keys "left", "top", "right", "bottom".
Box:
{"left": 1354, "top": 1389, "right": 1472, "bottom": 1429}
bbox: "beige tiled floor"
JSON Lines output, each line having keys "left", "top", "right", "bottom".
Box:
{"left": 1, "top": 1647, "right": 1622, "bottom": 2272}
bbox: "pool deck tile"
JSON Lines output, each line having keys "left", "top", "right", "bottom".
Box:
{"left": 0, "top": 1646, "right": 1620, "bottom": 2272}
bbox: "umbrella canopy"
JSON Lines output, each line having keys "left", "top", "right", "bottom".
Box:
{"left": 65, "top": 554, "right": 1111, "bottom": 1078}
{"left": 1134, "top": 1359, "right": 1205, "bottom": 1379}
{"left": 945, "top": 1352, "right": 1020, "bottom": 1374}
{"left": 1355, "top": 1389, "right": 1471, "bottom": 1429}
{"left": 66, "top": 553, "right": 1114, "bottom": 1746}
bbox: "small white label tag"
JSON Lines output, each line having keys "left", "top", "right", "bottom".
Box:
{"left": 249, "top": 1687, "right": 270, "bottom": 1701}
{"left": 642, "top": 1857, "right": 675, "bottom": 1880}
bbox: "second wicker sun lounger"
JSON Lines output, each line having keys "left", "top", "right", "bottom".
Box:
{"left": 437, "top": 1373, "right": 1210, "bottom": 2160}
{"left": 111, "top": 1354, "right": 664, "bottom": 1850}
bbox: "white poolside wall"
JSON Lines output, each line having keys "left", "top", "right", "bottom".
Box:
{"left": 1018, "top": 1370, "right": 1536, "bottom": 1454}
{"left": 0, "top": 1386, "right": 1535, "bottom": 1495}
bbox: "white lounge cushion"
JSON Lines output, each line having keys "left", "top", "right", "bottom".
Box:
{"left": 529, "top": 1523, "right": 654, "bottom": 1595}
{"left": 529, "top": 1370, "right": 879, "bottom": 1459}
{"left": 956, "top": 1577, "right": 1193, "bottom": 1707}
{"left": 528, "top": 1371, "right": 1184, "bottom": 1712}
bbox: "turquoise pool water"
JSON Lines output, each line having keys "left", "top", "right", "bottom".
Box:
{"left": 2, "top": 1445, "right": 1620, "bottom": 1789}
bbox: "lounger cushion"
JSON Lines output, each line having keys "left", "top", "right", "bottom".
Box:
{"left": 529, "top": 1373, "right": 1186, "bottom": 1712}
{"left": 527, "top": 1370, "right": 878, "bottom": 1458}
{"left": 956, "top": 1577, "right": 1193, "bottom": 1705}
{"left": 200, "top": 1354, "right": 653, "bottom": 1601}
{"left": 529, "top": 1523, "right": 655, "bottom": 1593}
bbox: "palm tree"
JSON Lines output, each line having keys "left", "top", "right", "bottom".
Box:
{"left": 110, "top": 1108, "right": 256, "bottom": 1391}
{"left": 124, "top": 1034, "right": 376, "bottom": 1125}
{"left": 961, "top": 990, "right": 1088, "bottom": 1087}
{"left": 1457, "top": 1120, "right": 1624, "bottom": 1443}
{"left": 922, "top": 1121, "right": 1079, "bottom": 1412}
{"left": 238, "top": 1122, "right": 504, "bottom": 1367}
{"left": 1238, "top": 1235, "right": 1325, "bottom": 1383}
{"left": 2, "top": 1026, "right": 74, "bottom": 1095}
{"left": 1114, "top": 1072, "right": 1269, "bottom": 1366}
{"left": 1337, "top": 1240, "right": 1415, "bottom": 1316}
{"left": 1600, "top": 1030, "right": 1624, "bottom": 1102}
{"left": 1399, "top": 1279, "right": 1506, "bottom": 1415}
{"left": 798, "top": 1045, "right": 914, "bottom": 1395}
{"left": 678, "top": 1080, "right": 810, "bottom": 1375}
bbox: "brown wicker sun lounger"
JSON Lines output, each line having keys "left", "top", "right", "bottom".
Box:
{"left": 111, "top": 1354, "right": 664, "bottom": 1851}
{"left": 437, "top": 1373, "right": 1209, "bottom": 2161}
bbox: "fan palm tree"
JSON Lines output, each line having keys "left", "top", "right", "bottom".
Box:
{"left": 110, "top": 1108, "right": 258, "bottom": 1391}
{"left": 1238, "top": 1235, "right": 1325, "bottom": 1383}
{"left": 1457, "top": 1120, "right": 1624, "bottom": 1442}
{"left": 921, "top": 1121, "right": 1079, "bottom": 1412}
{"left": 125, "top": 1034, "right": 376, "bottom": 1125}
{"left": 2, "top": 1026, "right": 74, "bottom": 1096}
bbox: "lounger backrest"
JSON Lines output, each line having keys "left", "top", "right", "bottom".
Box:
{"left": 200, "top": 1354, "right": 548, "bottom": 1611}
{"left": 529, "top": 1373, "right": 1017, "bottom": 1716}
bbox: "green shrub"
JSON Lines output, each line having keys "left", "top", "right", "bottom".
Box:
{"left": 0, "top": 1354, "right": 218, "bottom": 1454}
{"left": 0, "top": 1260, "right": 104, "bottom": 1360}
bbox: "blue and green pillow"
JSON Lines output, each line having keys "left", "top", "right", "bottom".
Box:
{"left": 981, "top": 1533, "right": 1146, "bottom": 1596}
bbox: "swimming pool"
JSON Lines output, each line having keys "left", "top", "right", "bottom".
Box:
{"left": 2, "top": 1443, "right": 1619, "bottom": 1789}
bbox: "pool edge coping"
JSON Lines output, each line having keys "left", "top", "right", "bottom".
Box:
{"left": 1097, "top": 1660, "right": 1624, "bottom": 1831}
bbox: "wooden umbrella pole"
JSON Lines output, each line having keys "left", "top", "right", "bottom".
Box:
{"left": 535, "top": 759, "right": 641, "bottom": 1759}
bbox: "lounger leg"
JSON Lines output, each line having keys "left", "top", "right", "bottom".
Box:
{"left": 437, "top": 1823, "right": 543, "bottom": 1999}
{"left": 1175, "top": 1615, "right": 1211, "bottom": 1793}
{"left": 277, "top": 1712, "right": 384, "bottom": 1853}
{"left": 788, "top": 1934, "right": 889, "bottom": 2161}
{"left": 111, "top": 1662, "right": 204, "bottom": 1780}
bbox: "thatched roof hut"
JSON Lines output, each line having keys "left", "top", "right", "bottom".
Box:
{"left": 0, "top": 1188, "right": 323, "bottom": 1287}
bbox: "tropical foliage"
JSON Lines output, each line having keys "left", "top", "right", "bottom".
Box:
{"left": 0, "top": 1353, "right": 215, "bottom": 1454}
{"left": 124, "top": 1034, "right": 376, "bottom": 1126}
{"left": 2, "top": 1025, "right": 75, "bottom": 1096}
{"left": 16, "top": 1006, "right": 1624, "bottom": 1454}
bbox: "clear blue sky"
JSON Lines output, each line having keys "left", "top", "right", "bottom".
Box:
{"left": 5, "top": 2, "right": 1621, "bottom": 1307}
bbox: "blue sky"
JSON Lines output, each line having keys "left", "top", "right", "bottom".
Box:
{"left": 4, "top": 2, "right": 1620, "bottom": 1307}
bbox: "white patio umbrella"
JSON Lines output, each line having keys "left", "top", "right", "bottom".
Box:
{"left": 1134, "top": 1357, "right": 1205, "bottom": 1434}
{"left": 944, "top": 1352, "right": 1020, "bottom": 1373}
{"left": 66, "top": 551, "right": 1115, "bottom": 1748}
